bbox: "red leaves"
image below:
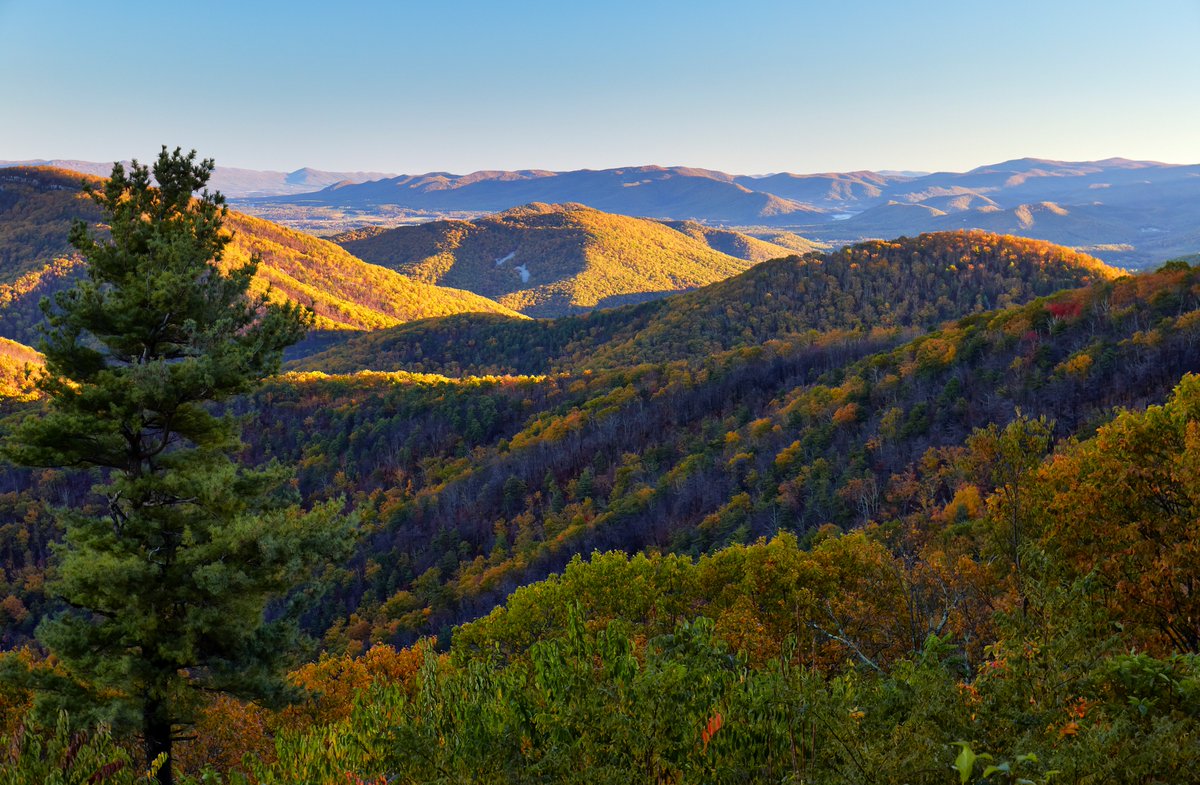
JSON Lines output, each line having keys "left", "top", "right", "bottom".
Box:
{"left": 86, "top": 761, "right": 124, "bottom": 784}
{"left": 1045, "top": 300, "right": 1082, "bottom": 320}
{"left": 343, "top": 772, "right": 387, "bottom": 785}
{"left": 700, "top": 712, "right": 723, "bottom": 748}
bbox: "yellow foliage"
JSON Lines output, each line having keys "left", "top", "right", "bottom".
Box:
{"left": 1056, "top": 351, "right": 1093, "bottom": 378}
{"left": 942, "top": 484, "right": 984, "bottom": 522}
{"left": 832, "top": 402, "right": 860, "bottom": 426}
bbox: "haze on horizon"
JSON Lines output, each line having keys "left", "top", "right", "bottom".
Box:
{"left": 2, "top": 0, "right": 1197, "bottom": 175}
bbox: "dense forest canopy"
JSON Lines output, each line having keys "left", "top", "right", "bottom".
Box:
{"left": 296, "top": 230, "right": 1119, "bottom": 376}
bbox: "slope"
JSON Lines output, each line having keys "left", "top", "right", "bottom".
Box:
{"left": 0, "top": 336, "right": 42, "bottom": 401}
{"left": 0, "top": 167, "right": 102, "bottom": 283}
{"left": 0, "top": 166, "right": 522, "bottom": 344}
{"left": 221, "top": 210, "right": 522, "bottom": 330}
{"left": 297, "top": 231, "right": 1121, "bottom": 376}
{"left": 0, "top": 235, "right": 1178, "bottom": 654}
{"left": 253, "top": 260, "right": 1198, "bottom": 643}
{"left": 329, "top": 202, "right": 763, "bottom": 317}
{"left": 656, "top": 220, "right": 824, "bottom": 261}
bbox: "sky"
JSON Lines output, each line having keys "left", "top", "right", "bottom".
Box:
{"left": 2, "top": 0, "right": 1198, "bottom": 175}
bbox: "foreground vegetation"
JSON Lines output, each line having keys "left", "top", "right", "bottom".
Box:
{"left": 6, "top": 377, "right": 1200, "bottom": 781}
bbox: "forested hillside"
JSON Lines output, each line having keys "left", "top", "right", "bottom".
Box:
{"left": 330, "top": 202, "right": 766, "bottom": 317}
{"left": 0, "top": 168, "right": 101, "bottom": 283}
{"left": 297, "top": 231, "right": 1119, "bottom": 375}
{"left": 658, "top": 219, "right": 826, "bottom": 260}
{"left": 0, "top": 167, "right": 520, "bottom": 345}
{"left": 241, "top": 262, "right": 1194, "bottom": 649}
{"left": 6, "top": 261, "right": 1199, "bottom": 782}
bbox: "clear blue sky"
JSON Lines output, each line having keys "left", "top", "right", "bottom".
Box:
{"left": 2, "top": 0, "right": 1197, "bottom": 174}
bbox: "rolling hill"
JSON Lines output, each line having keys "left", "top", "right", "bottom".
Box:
{"left": 329, "top": 202, "right": 779, "bottom": 317}
{"left": 793, "top": 159, "right": 1200, "bottom": 266}
{"left": 296, "top": 230, "right": 1121, "bottom": 376}
{"left": 239, "top": 157, "right": 1199, "bottom": 267}
{"left": 25, "top": 156, "right": 1195, "bottom": 266}
{"left": 0, "top": 166, "right": 522, "bottom": 345}
{"left": 254, "top": 257, "right": 1197, "bottom": 647}
{"left": 657, "top": 220, "right": 826, "bottom": 261}
{"left": 731, "top": 170, "right": 894, "bottom": 208}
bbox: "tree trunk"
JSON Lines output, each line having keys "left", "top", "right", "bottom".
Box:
{"left": 144, "top": 700, "right": 173, "bottom": 785}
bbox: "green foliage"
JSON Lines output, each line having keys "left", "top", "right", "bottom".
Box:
{"left": 1, "top": 149, "right": 353, "bottom": 784}
{"left": 0, "top": 712, "right": 163, "bottom": 785}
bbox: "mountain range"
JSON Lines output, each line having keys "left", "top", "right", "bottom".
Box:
{"left": 15, "top": 157, "right": 1197, "bottom": 267}
{"left": 4, "top": 154, "right": 1200, "bottom": 781}
{"left": 294, "top": 230, "right": 1119, "bottom": 376}
{"left": 249, "top": 158, "right": 1199, "bottom": 267}
{"left": 0, "top": 168, "right": 831, "bottom": 332}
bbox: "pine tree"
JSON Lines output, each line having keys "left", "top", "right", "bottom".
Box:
{"left": 3, "top": 148, "right": 352, "bottom": 785}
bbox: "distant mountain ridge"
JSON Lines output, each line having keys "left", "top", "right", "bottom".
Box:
{"left": 11, "top": 157, "right": 1198, "bottom": 266}
{"left": 245, "top": 157, "right": 1199, "bottom": 267}
{"left": 0, "top": 159, "right": 397, "bottom": 197}
{"left": 301, "top": 165, "right": 826, "bottom": 225}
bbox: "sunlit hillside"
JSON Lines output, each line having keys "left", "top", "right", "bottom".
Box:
{"left": 0, "top": 336, "right": 41, "bottom": 401}
{"left": 221, "top": 211, "right": 522, "bottom": 330}
{"left": 0, "top": 167, "right": 522, "bottom": 344}
{"left": 330, "top": 202, "right": 770, "bottom": 317}
{"left": 298, "top": 230, "right": 1121, "bottom": 376}
{"left": 655, "top": 220, "right": 824, "bottom": 262}
{"left": 0, "top": 167, "right": 101, "bottom": 283}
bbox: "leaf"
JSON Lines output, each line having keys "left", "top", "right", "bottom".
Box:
{"left": 952, "top": 742, "right": 977, "bottom": 785}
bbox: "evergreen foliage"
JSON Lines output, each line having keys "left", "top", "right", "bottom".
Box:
{"left": 0, "top": 149, "right": 352, "bottom": 785}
